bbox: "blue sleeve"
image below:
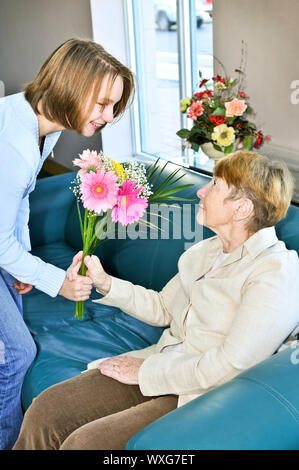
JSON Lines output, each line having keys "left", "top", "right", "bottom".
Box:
{"left": 0, "top": 141, "right": 66, "bottom": 297}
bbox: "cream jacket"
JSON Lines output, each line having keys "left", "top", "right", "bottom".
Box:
{"left": 91, "top": 227, "right": 299, "bottom": 407}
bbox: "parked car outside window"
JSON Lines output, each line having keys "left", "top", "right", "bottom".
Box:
{"left": 154, "top": 0, "right": 212, "bottom": 31}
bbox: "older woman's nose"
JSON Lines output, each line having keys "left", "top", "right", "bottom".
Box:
{"left": 197, "top": 183, "right": 209, "bottom": 199}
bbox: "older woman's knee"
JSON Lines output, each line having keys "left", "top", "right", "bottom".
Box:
{"left": 26, "top": 386, "right": 64, "bottom": 427}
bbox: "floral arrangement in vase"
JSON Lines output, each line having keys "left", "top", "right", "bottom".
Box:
{"left": 177, "top": 65, "right": 270, "bottom": 160}
{"left": 71, "top": 150, "right": 194, "bottom": 318}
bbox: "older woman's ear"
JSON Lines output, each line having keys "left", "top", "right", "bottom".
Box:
{"left": 234, "top": 198, "right": 254, "bottom": 223}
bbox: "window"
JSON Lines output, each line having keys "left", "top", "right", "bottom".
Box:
{"left": 126, "top": 0, "right": 214, "bottom": 172}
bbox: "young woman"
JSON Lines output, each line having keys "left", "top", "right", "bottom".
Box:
{"left": 0, "top": 38, "right": 135, "bottom": 449}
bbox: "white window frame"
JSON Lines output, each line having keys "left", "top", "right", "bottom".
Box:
{"left": 124, "top": 0, "right": 204, "bottom": 166}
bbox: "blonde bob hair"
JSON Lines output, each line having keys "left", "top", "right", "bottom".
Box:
{"left": 24, "top": 38, "right": 135, "bottom": 133}
{"left": 214, "top": 150, "right": 294, "bottom": 233}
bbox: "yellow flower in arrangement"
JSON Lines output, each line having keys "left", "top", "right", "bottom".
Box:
{"left": 214, "top": 81, "right": 226, "bottom": 90}
{"left": 180, "top": 97, "right": 192, "bottom": 113}
{"left": 211, "top": 123, "right": 236, "bottom": 147}
{"left": 106, "top": 158, "right": 127, "bottom": 183}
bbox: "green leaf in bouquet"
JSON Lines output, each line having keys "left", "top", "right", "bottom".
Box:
{"left": 146, "top": 157, "right": 161, "bottom": 180}
{"left": 244, "top": 135, "right": 253, "bottom": 150}
{"left": 226, "top": 117, "right": 236, "bottom": 125}
{"left": 190, "top": 126, "right": 204, "bottom": 135}
{"left": 146, "top": 160, "right": 195, "bottom": 203}
{"left": 76, "top": 198, "right": 84, "bottom": 242}
{"left": 158, "top": 195, "right": 195, "bottom": 202}
{"left": 191, "top": 127, "right": 210, "bottom": 140}
{"left": 149, "top": 168, "right": 182, "bottom": 197}
{"left": 213, "top": 106, "right": 226, "bottom": 116}
{"left": 191, "top": 142, "right": 200, "bottom": 152}
{"left": 148, "top": 159, "right": 169, "bottom": 188}
{"left": 151, "top": 183, "right": 195, "bottom": 200}
{"left": 176, "top": 129, "right": 191, "bottom": 139}
{"left": 224, "top": 143, "right": 234, "bottom": 155}
{"left": 213, "top": 143, "right": 223, "bottom": 152}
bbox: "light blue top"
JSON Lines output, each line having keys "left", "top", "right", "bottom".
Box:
{"left": 0, "top": 92, "right": 66, "bottom": 297}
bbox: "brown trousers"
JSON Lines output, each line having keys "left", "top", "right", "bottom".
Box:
{"left": 13, "top": 369, "right": 178, "bottom": 450}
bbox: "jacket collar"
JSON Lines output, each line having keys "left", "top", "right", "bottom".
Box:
{"left": 243, "top": 226, "right": 278, "bottom": 258}
{"left": 9, "top": 92, "right": 61, "bottom": 160}
{"left": 195, "top": 226, "right": 278, "bottom": 279}
{"left": 217, "top": 226, "right": 278, "bottom": 269}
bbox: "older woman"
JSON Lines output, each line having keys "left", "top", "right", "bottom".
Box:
{"left": 13, "top": 151, "right": 299, "bottom": 450}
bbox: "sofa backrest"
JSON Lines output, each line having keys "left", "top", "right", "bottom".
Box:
{"left": 65, "top": 163, "right": 299, "bottom": 292}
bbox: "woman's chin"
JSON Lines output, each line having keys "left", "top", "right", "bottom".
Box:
{"left": 196, "top": 213, "right": 204, "bottom": 227}
{"left": 81, "top": 128, "right": 95, "bottom": 137}
{"left": 80, "top": 122, "right": 99, "bottom": 137}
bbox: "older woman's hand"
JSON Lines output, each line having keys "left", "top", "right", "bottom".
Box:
{"left": 98, "top": 355, "right": 145, "bottom": 385}
{"left": 67, "top": 252, "right": 111, "bottom": 295}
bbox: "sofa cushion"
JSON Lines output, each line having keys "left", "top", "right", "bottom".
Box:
{"left": 275, "top": 204, "right": 299, "bottom": 254}
{"left": 126, "top": 347, "right": 299, "bottom": 450}
{"left": 21, "top": 241, "right": 164, "bottom": 411}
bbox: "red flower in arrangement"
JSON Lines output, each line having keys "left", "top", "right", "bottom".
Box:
{"left": 253, "top": 131, "right": 264, "bottom": 149}
{"left": 199, "top": 78, "right": 209, "bottom": 88}
{"left": 187, "top": 101, "right": 204, "bottom": 120}
{"left": 239, "top": 91, "right": 248, "bottom": 98}
{"left": 209, "top": 115, "right": 227, "bottom": 126}
{"left": 193, "top": 90, "right": 213, "bottom": 100}
{"left": 212, "top": 75, "right": 226, "bottom": 84}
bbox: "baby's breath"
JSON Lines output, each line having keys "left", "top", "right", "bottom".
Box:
{"left": 123, "top": 161, "right": 153, "bottom": 198}
{"left": 70, "top": 175, "right": 82, "bottom": 200}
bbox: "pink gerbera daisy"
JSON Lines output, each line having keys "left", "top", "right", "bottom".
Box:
{"left": 73, "top": 149, "right": 102, "bottom": 178}
{"left": 80, "top": 169, "right": 119, "bottom": 214}
{"left": 111, "top": 179, "right": 148, "bottom": 226}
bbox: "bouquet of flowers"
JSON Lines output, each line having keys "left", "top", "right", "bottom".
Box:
{"left": 177, "top": 69, "right": 270, "bottom": 155}
{"left": 71, "top": 150, "right": 194, "bottom": 318}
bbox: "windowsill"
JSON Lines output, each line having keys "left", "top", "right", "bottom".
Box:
{"left": 135, "top": 148, "right": 215, "bottom": 176}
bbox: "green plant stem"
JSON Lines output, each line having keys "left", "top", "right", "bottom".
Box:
{"left": 75, "top": 211, "right": 95, "bottom": 319}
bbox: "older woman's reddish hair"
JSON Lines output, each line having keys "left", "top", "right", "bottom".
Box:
{"left": 214, "top": 150, "right": 294, "bottom": 232}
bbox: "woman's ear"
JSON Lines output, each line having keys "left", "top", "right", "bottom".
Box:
{"left": 234, "top": 198, "right": 254, "bottom": 222}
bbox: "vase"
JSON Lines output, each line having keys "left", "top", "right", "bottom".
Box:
{"left": 200, "top": 142, "right": 239, "bottom": 162}
{"left": 200, "top": 142, "right": 226, "bottom": 162}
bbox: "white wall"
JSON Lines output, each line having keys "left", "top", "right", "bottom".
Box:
{"left": 213, "top": 0, "right": 299, "bottom": 170}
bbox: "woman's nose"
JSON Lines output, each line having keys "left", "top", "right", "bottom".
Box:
{"left": 197, "top": 183, "right": 209, "bottom": 199}
{"left": 102, "top": 106, "right": 114, "bottom": 124}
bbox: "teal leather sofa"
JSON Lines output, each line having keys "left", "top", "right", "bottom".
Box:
{"left": 22, "top": 163, "right": 299, "bottom": 450}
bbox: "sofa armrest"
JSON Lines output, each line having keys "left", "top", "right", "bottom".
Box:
{"left": 126, "top": 347, "right": 299, "bottom": 450}
{"left": 29, "top": 172, "right": 76, "bottom": 248}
